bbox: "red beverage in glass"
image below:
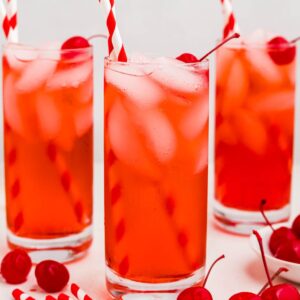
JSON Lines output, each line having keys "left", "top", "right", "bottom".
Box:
{"left": 104, "top": 56, "right": 209, "bottom": 295}
{"left": 214, "top": 34, "right": 296, "bottom": 234}
{"left": 3, "top": 43, "right": 93, "bottom": 262}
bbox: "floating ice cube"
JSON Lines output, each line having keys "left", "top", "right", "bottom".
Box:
{"left": 216, "top": 48, "right": 235, "bottom": 85}
{"left": 39, "top": 41, "right": 61, "bottom": 61}
{"left": 180, "top": 97, "right": 208, "bottom": 139}
{"left": 246, "top": 47, "right": 284, "bottom": 87}
{"left": 141, "top": 110, "right": 177, "bottom": 162}
{"left": 105, "top": 64, "right": 163, "bottom": 108}
{"left": 5, "top": 43, "right": 38, "bottom": 71}
{"left": 150, "top": 57, "right": 205, "bottom": 96}
{"left": 216, "top": 121, "right": 238, "bottom": 145}
{"left": 76, "top": 77, "right": 93, "bottom": 104}
{"left": 233, "top": 109, "right": 267, "bottom": 155}
{"left": 3, "top": 75, "right": 23, "bottom": 134}
{"left": 47, "top": 60, "right": 93, "bottom": 89}
{"left": 249, "top": 91, "right": 294, "bottom": 113}
{"left": 74, "top": 104, "right": 93, "bottom": 137}
{"left": 36, "top": 94, "right": 61, "bottom": 140}
{"left": 16, "top": 58, "right": 58, "bottom": 92}
{"left": 108, "top": 101, "right": 160, "bottom": 178}
{"left": 221, "top": 58, "right": 249, "bottom": 115}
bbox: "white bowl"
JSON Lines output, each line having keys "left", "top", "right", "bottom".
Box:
{"left": 249, "top": 223, "right": 300, "bottom": 284}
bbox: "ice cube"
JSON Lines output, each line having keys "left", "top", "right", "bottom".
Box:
{"left": 245, "top": 29, "right": 274, "bottom": 45}
{"left": 180, "top": 96, "right": 208, "bottom": 139}
{"left": 216, "top": 121, "right": 238, "bottom": 145}
{"left": 248, "top": 90, "right": 295, "bottom": 113}
{"left": 105, "top": 64, "right": 163, "bottom": 108}
{"left": 216, "top": 48, "right": 235, "bottom": 86}
{"left": 150, "top": 58, "right": 205, "bottom": 96}
{"left": 246, "top": 47, "right": 284, "bottom": 87}
{"left": 74, "top": 104, "right": 93, "bottom": 137}
{"left": 76, "top": 76, "right": 93, "bottom": 104}
{"left": 47, "top": 60, "right": 93, "bottom": 89}
{"left": 5, "top": 43, "right": 38, "bottom": 71}
{"left": 233, "top": 109, "right": 268, "bottom": 155}
{"left": 108, "top": 101, "right": 160, "bottom": 178}
{"left": 221, "top": 57, "right": 249, "bottom": 116}
{"left": 16, "top": 58, "right": 58, "bottom": 92}
{"left": 39, "top": 41, "right": 61, "bottom": 61}
{"left": 3, "top": 75, "right": 23, "bottom": 134}
{"left": 36, "top": 94, "right": 61, "bottom": 140}
{"left": 140, "top": 110, "right": 177, "bottom": 162}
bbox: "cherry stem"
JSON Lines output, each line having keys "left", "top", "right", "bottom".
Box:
{"left": 290, "top": 36, "right": 300, "bottom": 44}
{"left": 202, "top": 254, "right": 225, "bottom": 287}
{"left": 198, "top": 32, "right": 240, "bottom": 62}
{"left": 253, "top": 230, "right": 273, "bottom": 288}
{"left": 260, "top": 199, "right": 274, "bottom": 232}
{"left": 88, "top": 33, "right": 108, "bottom": 41}
{"left": 258, "top": 267, "right": 288, "bottom": 295}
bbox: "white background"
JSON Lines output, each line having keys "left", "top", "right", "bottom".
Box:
{"left": 1, "top": 1, "right": 300, "bottom": 299}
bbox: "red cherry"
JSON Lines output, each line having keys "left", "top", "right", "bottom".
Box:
{"left": 269, "top": 227, "right": 296, "bottom": 255}
{"left": 61, "top": 36, "right": 90, "bottom": 50}
{"left": 292, "top": 215, "right": 300, "bottom": 238}
{"left": 35, "top": 260, "right": 69, "bottom": 293}
{"left": 267, "top": 36, "right": 296, "bottom": 65}
{"left": 177, "top": 287, "right": 212, "bottom": 300}
{"left": 177, "top": 255, "right": 225, "bottom": 300}
{"left": 260, "top": 200, "right": 296, "bottom": 255}
{"left": 275, "top": 240, "right": 300, "bottom": 263}
{"left": 176, "top": 53, "right": 199, "bottom": 63}
{"left": 229, "top": 292, "right": 262, "bottom": 300}
{"left": 261, "top": 284, "right": 300, "bottom": 300}
{"left": 61, "top": 36, "right": 90, "bottom": 60}
{"left": 1, "top": 249, "right": 32, "bottom": 284}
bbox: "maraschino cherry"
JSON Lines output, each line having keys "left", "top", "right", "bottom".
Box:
{"left": 61, "top": 36, "right": 90, "bottom": 60}
{"left": 267, "top": 36, "right": 296, "bottom": 66}
{"left": 253, "top": 230, "right": 300, "bottom": 300}
{"left": 260, "top": 200, "right": 296, "bottom": 255}
{"left": 35, "top": 260, "right": 69, "bottom": 293}
{"left": 292, "top": 215, "right": 300, "bottom": 238}
{"left": 0, "top": 249, "right": 32, "bottom": 284}
{"left": 177, "top": 32, "right": 240, "bottom": 63}
{"left": 177, "top": 255, "right": 225, "bottom": 300}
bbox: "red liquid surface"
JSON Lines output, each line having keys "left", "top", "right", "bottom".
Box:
{"left": 215, "top": 45, "right": 295, "bottom": 211}
{"left": 3, "top": 46, "right": 93, "bottom": 239}
{"left": 104, "top": 59, "right": 209, "bottom": 283}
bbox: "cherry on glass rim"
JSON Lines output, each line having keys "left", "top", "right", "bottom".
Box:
{"left": 35, "top": 260, "right": 69, "bottom": 293}
{"left": 177, "top": 255, "right": 225, "bottom": 300}
{"left": 61, "top": 36, "right": 91, "bottom": 60}
{"left": 1, "top": 249, "right": 32, "bottom": 284}
{"left": 176, "top": 32, "right": 240, "bottom": 63}
{"left": 267, "top": 36, "right": 296, "bottom": 65}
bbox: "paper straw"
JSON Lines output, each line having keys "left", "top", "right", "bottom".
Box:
{"left": 45, "top": 296, "right": 57, "bottom": 300}
{"left": 58, "top": 294, "right": 76, "bottom": 300}
{"left": 71, "top": 283, "right": 93, "bottom": 300}
{"left": 100, "top": 0, "right": 127, "bottom": 62}
{"left": 220, "top": 0, "right": 239, "bottom": 39}
{"left": 2, "top": 0, "right": 18, "bottom": 42}
{"left": 12, "top": 289, "right": 35, "bottom": 300}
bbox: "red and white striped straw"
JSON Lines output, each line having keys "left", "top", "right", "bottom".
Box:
{"left": 58, "top": 293, "right": 76, "bottom": 300}
{"left": 45, "top": 296, "right": 57, "bottom": 300}
{"left": 220, "top": 0, "right": 239, "bottom": 39}
{"left": 12, "top": 289, "right": 35, "bottom": 300}
{"left": 1, "top": 0, "right": 18, "bottom": 42}
{"left": 100, "top": 0, "right": 127, "bottom": 62}
{"left": 71, "top": 283, "right": 93, "bottom": 300}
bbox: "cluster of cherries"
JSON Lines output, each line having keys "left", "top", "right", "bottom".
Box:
{"left": 0, "top": 249, "right": 69, "bottom": 293}
{"left": 176, "top": 229, "right": 300, "bottom": 300}
{"left": 260, "top": 199, "right": 300, "bottom": 264}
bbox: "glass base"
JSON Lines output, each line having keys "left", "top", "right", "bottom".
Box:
{"left": 106, "top": 266, "right": 205, "bottom": 297}
{"left": 7, "top": 226, "right": 93, "bottom": 263}
{"left": 213, "top": 201, "right": 290, "bottom": 235}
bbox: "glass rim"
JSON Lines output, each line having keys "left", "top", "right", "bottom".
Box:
{"left": 104, "top": 55, "right": 209, "bottom": 69}
{"left": 221, "top": 40, "right": 296, "bottom": 50}
{"left": 2, "top": 42, "right": 94, "bottom": 54}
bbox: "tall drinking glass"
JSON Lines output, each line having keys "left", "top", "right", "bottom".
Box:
{"left": 214, "top": 41, "right": 296, "bottom": 234}
{"left": 3, "top": 43, "right": 94, "bottom": 262}
{"left": 104, "top": 56, "right": 209, "bottom": 296}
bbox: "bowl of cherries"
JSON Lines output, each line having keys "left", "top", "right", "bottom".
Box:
{"left": 250, "top": 200, "right": 300, "bottom": 283}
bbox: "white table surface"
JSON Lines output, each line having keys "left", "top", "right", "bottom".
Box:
{"left": 0, "top": 163, "right": 300, "bottom": 300}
